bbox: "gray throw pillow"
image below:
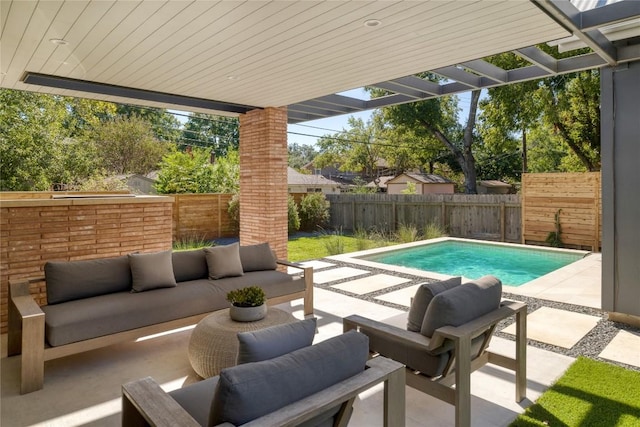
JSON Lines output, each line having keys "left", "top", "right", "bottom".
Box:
{"left": 204, "top": 243, "right": 244, "bottom": 280}
{"left": 236, "top": 318, "right": 317, "bottom": 364}
{"left": 209, "top": 330, "right": 369, "bottom": 426}
{"left": 239, "top": 242, "right": 277, "bottom": 272}
{"left": 172, "top": 248, "right": 208, "bottom": 282}
{"left": 420, "top": 275, "right": 502, "bottom": 338}
{"left": 45, "top": 256, "right": 132, "bottom": 304}
{"left": 406, "top": 277, "right": 462, "bottom": 332}
{"left": 129, "top": 250, "right": 177, "bottom": 292}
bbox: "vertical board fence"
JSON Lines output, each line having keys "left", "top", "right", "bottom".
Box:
{"left": 326, "top": 194, "right": 521, "bottom": 243}
{"left": 172, "top": 194, "right": 236, "bottom": 241}
{"left": 522, "top": 172, "right": 601, "bottom": 250}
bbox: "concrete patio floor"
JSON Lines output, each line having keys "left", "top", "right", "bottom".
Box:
{"left": 2, "top": 251, "right": 639, "bottom": 426}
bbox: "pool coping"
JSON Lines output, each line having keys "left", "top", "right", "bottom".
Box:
{"left": 327, "top": 237, "right": 592, "bottom": 290}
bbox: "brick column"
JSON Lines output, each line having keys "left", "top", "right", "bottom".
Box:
{"left": 239, "top": 107, "right": 288, "bottom": 260}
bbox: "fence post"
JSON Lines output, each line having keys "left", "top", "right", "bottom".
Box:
{"left": 440, "top": 201, "right": 446, "bottom": 231}
{"left": 500, "top": 202, "right": 506, "bottom": 242}
{"left": 351, "top": 200, "right": 356, "bottom": 231}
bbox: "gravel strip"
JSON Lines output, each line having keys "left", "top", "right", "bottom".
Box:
{"left": 314, "top": 258, "right": 640, "bottom": 372}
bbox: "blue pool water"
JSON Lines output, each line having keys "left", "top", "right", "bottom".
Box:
{"left": 362, "top": 241, "right": 585, "bottom": 286}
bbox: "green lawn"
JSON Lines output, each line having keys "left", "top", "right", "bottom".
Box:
{"left": 511, "top": 357, "right": 640, "bottom": 427}
{"left": 287, "top": 234, "right": 389, "bottom": 262}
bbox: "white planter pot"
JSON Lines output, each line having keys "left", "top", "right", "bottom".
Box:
{"left": 229, "top": 303, "right": 267, "bottom": 322}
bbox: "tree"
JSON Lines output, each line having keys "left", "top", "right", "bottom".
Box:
{"left": 0, "top": 89, "right": 97, "bottom": 190}
{"left": 482, "top": 49, "right": 600, "bottom": 172}
{"left": 314, "top": 116, "right": 385, "bottom": 182}
{"left": 288, "top": 143, "right": 318, "bottom": 170}
{"left": 155, "top": 147, "right": 239, "bottom": 194}
{"left": 116, "top": 104, "right": 181, "bottom": 143}
{"left": 373, "top": 83, "right": 482, "bottom": 193}
{"left": 181, "top": 113, "right": 239, "bottom": 157}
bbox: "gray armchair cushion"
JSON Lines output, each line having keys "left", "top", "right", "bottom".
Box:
{"left": 129, "top": 250, "right": 177, "bottom": 292}
{"left": 236, "top": 318, "right": 317, "bottom": 364}
{"left": 172, "top": 249, "right": 208, "bottom": 282}
{"left": 239, "top": 242, "right": 277, "bottom": 272}
{"left": 45, "top": 256, "right": 131, "bottom": 304}
{"left": 420, "top": 275, "right": 502, "bottom": 338}
{"left": 407, "top": 277, "right": 461, "bottom": 332}
{"left": 205, "top": 243, "right": 244, "bottom": 280}
{"left": 209, "top": 330, "right": 369, "bottom": 426}
{"left": 169, "top": 376, "right": 219, "bottom": 427}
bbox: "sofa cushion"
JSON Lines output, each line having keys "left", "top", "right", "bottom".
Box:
{"left": 406, "top": 277, "right": 461, "bottom": 332}
{"left": 205, "top": 243, "right": 244, "bottom": 280}
{"left": 239, "top": 243, "right": 277, "bottom": 272}
{"left": 172, "top": 249, "right": 208, "bottom": 282}
{"left": 129, "top": 250, "right": 177, "bottom": 292}
{"left": 207, "top": 270, "right": 304, "bottom": 300}
{"left": 42, "top": 279, "right": 223, "bottom": 346}
{"left": 420, "top": 275, "right": 502, "bottom": 338}
{"left": 209, "top": 330, "right": 369, "bottom": 426}
{"left": 237, "top": 318, "right": 317, "bottom": 364}
{"left": 45, "top": 256, "right": 132, "bottom": 304}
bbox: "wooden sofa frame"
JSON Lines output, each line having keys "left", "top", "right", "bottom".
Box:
{"left": 8, "top": 260, "right": 313, "bottom": 395}
{"left": 122, "top": 355, "right": 406, "bottom": 427}
{"left": 343, "top": 300, "right": 527, "bottom": 427}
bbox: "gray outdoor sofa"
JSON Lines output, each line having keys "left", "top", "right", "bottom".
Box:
{"left": 8, "top": 242, "right": 313, "bottom": 394}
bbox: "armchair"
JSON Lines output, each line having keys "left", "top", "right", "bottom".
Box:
{"left": 343, "top": 275, "right": 527, "bottom": 427}
{"left": 122, "top": 320, "right": 406, "bottom": 427}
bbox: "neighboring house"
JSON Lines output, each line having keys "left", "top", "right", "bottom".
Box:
{"left": 303, "top": 158, "right": 396, "bottom": 186}
{"left": 386, "top": 172, "right": 455, "bottom": 194}
{"left": 287, "top": 167, "right": 341, "bottom": 194}
{"left": 477, "top": 180, "right": 513, "bottom": 194}
{"left": 365, "top": 175, "right": 395, "bottom": 192}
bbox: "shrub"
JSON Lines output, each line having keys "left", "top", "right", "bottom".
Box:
{"left": 299, "top": 192, "right": 330, "bottom": 231}
{"left": 173, "top": 234, "right": 211, "bottom": 251}
{"left": 354, "top": 227, "right": 374, "bottom": 251}
{"left": 396, "top": 223, "right": 419, "bottom": 243}
{"left": 228, "top": 193, "right": 240, "bottom": 229}
{"left": 226, "top": 286, "right": 266, "bottom": 307}
{"left": 322, "top": 228, "right": 345, "bottom": 255}
{"left": 423, "top": 221, "right": 447, "bottom": 239}
{"left": 288, "top": 195, "right": 300, "bottom": 234}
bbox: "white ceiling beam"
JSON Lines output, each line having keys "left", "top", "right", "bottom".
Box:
{"left": 515, "top": 46, "right": 558, "bottom": 73}
{"left": 580, "top": 1, "right": 640, "bottom": 31}
{"left": 460, "top": 60, "right": 508, "bottom": 83}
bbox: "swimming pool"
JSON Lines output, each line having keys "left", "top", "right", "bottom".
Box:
{"left": 357, "top": 239, "right": 587, "bottom": 287}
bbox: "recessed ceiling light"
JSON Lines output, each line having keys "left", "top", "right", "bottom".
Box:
{"left": 227, "top": 76, "right": 238, "bottom": 81}
{"left": 363, "top": 19, "right": 381, "bottom": 28}
{"left": 49, "top": 38, "right": 69, "bottom": 46}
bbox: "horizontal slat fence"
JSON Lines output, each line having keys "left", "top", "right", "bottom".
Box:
{"left": 522, "top": 172, "right": 601, "bottom": 250}
{"left": 172, "top": 194, "right": 236, "bottom": 241}
{"left": 326, "top": 194, "right": 521, "bottom": 243}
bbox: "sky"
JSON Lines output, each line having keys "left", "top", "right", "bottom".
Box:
{"left": 172, "top": 88, "right": 477, "bottom": 148}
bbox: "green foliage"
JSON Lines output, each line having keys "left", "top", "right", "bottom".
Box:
{"left": 299, "top": 193, "right": 330, "bottom": 231}
{"left": 423, "top": 222, "right": 447, "bottom": 239}
{"left": 155, "top": 148, "right": 239, "bottom": 194}
{"left": 0, "top": 89, "right": 98, "bottom": 190}
{"left": 401, "top": 182, "right": 417, "bottom": 194}
{"left": 116, "top": 105, "right": 181, "bottom": 143}
{"left": 511, "top": 357, "right": 640, "bottom": 427}
{"left": 350, "top": 176, "right": 376, "bottom": 193}
{"left": 226, "top": 286, "right": 266, "bottom": 307}
{"left": 288, "top": 143, "right": 318, "bottom": 170}
{"left": 228, "top": 193, "right": 240, "bottom": 229}
{"left": 75, "top": 173, "right": 130, "bottom": 192}
{"left": 546, "top": 209, "right": 563, "bottom": 248}
{"left": 354, "top": 227, "right": 375, "bottom": 250}
{"left": 396, "top": 223, "right": 420, "bottom": 243}
{"left": 288, "top": 195, "right": 301, "bottom": 234}
{"left": 173, "top": 235, "right": 211, "bottom": 251}
{"left": 89, "top": 115, "right": 168, "bottom": 175}
{"left": 181, "top": 113, "right": 239, "bottom": 157}
{"left": 321, "top": 228, "right": 346, "bottom": 255}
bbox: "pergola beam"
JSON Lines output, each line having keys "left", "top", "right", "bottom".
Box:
{"left": 580, "top": 1, "right": 640, "bottom": 31}
{"left": 532, "top": 0, "right": 617, "bottom": 66}
{"left": 515, "top": 47, "right": 558, "bottom": 74}
{"left": 460, "top": 60, "right": 508, "bottom": 83}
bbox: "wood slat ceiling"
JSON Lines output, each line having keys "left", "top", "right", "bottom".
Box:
{"left": 1, "top": 0, "right": 569, "bottom": 116}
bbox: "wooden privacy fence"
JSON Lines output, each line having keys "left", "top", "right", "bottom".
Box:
{"left": 522, "top": 172, "right": 601, "bottom": 250}
{"left": 172, "top": 194, "right": 236, "bottom": 241}
{"left": 326, "top": 194, "right": 521, "bottom": 243}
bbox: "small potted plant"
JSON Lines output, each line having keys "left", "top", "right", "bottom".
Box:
{"left": 226, "top": 286, "right": 267, "bottom": 322}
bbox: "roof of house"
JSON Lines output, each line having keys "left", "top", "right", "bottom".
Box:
{"left": 388, "top": 172, "right": 453, "bottom": 185}
{"left": 365, "top": 176, "right": 395, "bottom": 188}
{"left": 287, "top": 167, "right": 340, "bottom": 186}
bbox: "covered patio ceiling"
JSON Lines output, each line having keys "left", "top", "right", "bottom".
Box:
{"left": 1, "top": 0, "right": 640, "bottom": 123}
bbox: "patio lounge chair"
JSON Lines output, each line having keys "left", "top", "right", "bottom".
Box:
{"left": 343, "top": 275, "right": 527, "bottom": 427}
{"left": 122, "top": 320, "right": 406, "bottom": 427}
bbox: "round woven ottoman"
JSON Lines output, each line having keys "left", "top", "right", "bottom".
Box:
{"left": 188, "top": 307, "right": 297, "bottom": 378}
